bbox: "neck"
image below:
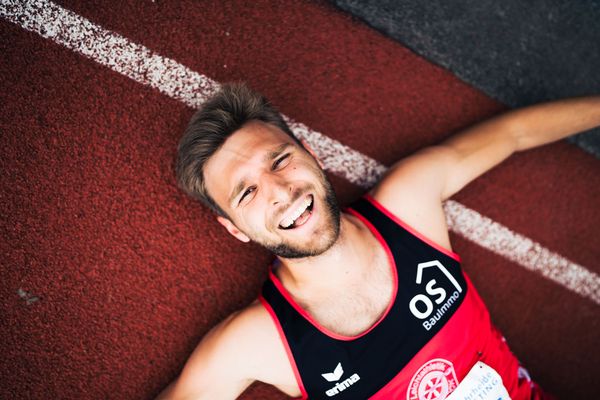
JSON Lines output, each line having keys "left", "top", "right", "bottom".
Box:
{"left": 273, "top": 212, "right": 373, "bottom": 295}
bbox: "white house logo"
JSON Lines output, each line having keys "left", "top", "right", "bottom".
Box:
{"left": 322, "top": 362, "right": 361, "bottom": 397}
{"left": 407, "top": 358, "right": 458, "bottom": 400}
{"left": 408, "top": 260, "right": 463, "bottom": 331}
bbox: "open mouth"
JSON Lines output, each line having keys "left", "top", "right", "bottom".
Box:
{"left": 278, "top": 195, "right": 314, "bottom": 230}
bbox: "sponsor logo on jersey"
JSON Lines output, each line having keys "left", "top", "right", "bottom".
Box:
{"left": 322, "top": 362, "right": 344, "bottom": 382}
{"left": 321, "top": 362, "right": 361, "bottom": 397}
{"left": 408, "top": 260, "right": 463, "bottom": 331}
{"left": 407, "top": 358, "right": 458, "bottom": 400}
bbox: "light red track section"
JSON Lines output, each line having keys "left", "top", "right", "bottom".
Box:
{"left": 1, "top": 1, "right": 598, "bottom": 399}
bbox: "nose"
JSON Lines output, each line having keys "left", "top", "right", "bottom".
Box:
{"left": 266, "top": 174, "right": 293, "bottom": 206}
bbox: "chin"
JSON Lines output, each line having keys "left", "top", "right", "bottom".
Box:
{"left": 267, "top": 222, "right": 340, "bottom": 259}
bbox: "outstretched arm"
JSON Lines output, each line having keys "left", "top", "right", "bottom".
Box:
{"left": 375, "top": 95, "right": 600, "bottom": 202}
{"left": 370, "top": 96, "right": 600, "bottom": 252}
{"left": 435, "top": 95, "right": 600, "bottom": 200}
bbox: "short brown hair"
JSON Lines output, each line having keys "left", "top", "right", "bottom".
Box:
{"left": 176, "top": 82, "right": 300, "bottom": 217}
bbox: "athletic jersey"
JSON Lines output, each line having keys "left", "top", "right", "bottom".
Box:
{"left": 259, "top": 195, "right": 546, "bottom": 400}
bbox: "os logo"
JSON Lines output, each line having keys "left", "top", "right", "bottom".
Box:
{"left": 408, "top": 260, "right": 462, "bottom": 320}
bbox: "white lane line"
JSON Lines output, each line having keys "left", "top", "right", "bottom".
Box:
{"left": 2, "top": 0, "right": 598, "bottom": 305}
{"left": 0, "top": 0, "right": 386, "bottom": 189}
{"left": 444, "top": 201, "right": 600, "bottom": 304}
{"left": 285, "top": 120, "right": 387, "bottom": 188}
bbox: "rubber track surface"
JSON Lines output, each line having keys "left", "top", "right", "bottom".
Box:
{"left": 1, "top": 1, "right": 598, "bottom": 399}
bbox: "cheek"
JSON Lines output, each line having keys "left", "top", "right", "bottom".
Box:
{"left": 296, "top": 159, "right": 320, "bottom": 177}
{"left": 240, "top": 205, "right": 270, "bottom": 233}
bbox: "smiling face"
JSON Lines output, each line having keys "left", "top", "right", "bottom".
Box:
{"left": 204, "top": 121, "right": 341, "bottom": 258}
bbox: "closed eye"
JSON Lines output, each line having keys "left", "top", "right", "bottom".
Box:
{"left": 272, "top": 153, "right": 291, "bottom": 170}
{"left": 239, "top": 186, "right": 256, "bottom": 204}
{"left": 237, "top": 153, "right": 290, "bottom": 206}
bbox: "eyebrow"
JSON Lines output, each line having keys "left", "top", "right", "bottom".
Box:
{"left": 264, "top": 143, "right": 292, "bottom": 163}
{"left": 228, "top": 143, "right": 293, "bottom": 207}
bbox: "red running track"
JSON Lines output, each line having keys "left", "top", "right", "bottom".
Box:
{"left": 1, "top": 1, "right": 599, "bottom": 399}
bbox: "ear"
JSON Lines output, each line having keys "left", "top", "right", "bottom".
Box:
{"left": 216, "top": 216, "right": 250, "bottom": 243}
{"left": 300, "top": 139, "right": 325, "bottom": 169}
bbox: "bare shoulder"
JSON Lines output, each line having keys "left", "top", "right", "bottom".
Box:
{"left": 369, "top": 146, "right": 455, "bottom": 253}
{"left": 186, "top": 300, "right": 280, "bottom": 377}
{"left": 371, "top": 146, "right": 453, "bottom": 202}
{"left": 241, "top": 300, "right": 302, "bottom": 395}
{"left": 167, "top": 300, "right": 300, "bottom": 399}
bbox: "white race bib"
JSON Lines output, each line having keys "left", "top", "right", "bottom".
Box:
{"left": 447, "top": 361, "right": 511, "bottom": 400}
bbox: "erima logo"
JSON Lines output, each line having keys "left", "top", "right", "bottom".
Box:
{"left": 322, "top": 362, "right": 361, "bottom": 397}
{"left": 322, "top": 362, "right": 344, "bottom": 382}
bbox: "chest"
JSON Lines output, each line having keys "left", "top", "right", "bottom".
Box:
{"left": 301, "top": 249, "right": 395, "bottom": 337}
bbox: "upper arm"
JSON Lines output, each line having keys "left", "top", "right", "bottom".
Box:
{"left": 435, "top": 115, "right": 520, "bottom": 199}
{"left": 163, "top": 306, "right": 265, "bottom": 400}
{"left": 398, "top": 95, "right": 600, "bottom": 200}
{"left": 369, "top": 116, "right": 520, "bottom": 253}
{"left": 377, "top": 114, "right": 521, "bottom": 203}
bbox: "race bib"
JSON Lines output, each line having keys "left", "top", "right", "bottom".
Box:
{"left": 447, "top": 361, "right": 511, "bottom": 400}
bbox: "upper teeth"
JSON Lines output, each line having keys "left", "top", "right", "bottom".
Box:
{"left": 280, "top": 196, "right": 312, "bottom": 228}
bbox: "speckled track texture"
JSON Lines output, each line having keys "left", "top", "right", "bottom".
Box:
{"left": 1, "top": 1, "right": 598, "bottom": 399}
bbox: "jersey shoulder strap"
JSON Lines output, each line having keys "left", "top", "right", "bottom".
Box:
{"left": 348, "top": 194, "right": 462, "bottom": 264}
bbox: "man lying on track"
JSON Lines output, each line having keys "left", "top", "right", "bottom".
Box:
{"left": 158, "top": 83, "right": 599, "bottom": 400}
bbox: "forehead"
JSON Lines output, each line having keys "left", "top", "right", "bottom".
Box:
{"left": 204, "top": 121, "right": 300, "bottom": 206}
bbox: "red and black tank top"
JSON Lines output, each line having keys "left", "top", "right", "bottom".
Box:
{"left": 259, "top": 195, "right": 543, "bottom": 400}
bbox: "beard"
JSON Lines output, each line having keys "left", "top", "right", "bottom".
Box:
{"left": 249, "top": 170, "right": 341, "bottom": 259}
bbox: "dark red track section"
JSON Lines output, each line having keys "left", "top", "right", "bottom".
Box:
{"left": 1, "top": 1, "right": 598, "bottom": 399}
